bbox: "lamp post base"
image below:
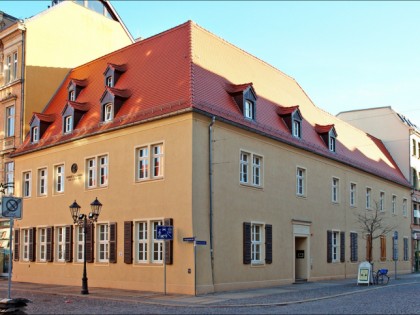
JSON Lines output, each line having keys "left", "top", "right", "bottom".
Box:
{"left": 81, "top": 277, "right": 89, "bottom": 295}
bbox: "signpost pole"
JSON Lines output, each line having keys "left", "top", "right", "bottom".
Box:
{"left": 194, "top": 239, "right": 197, "bottom": 297}
{"left": 7, "top": 217, "right": 13, "bottom": 299}
{"left": 164, "top": 240, "right": 166, "bottom": 295}
{"left": 394, "top": 231, "right": 398, "bottom": 280}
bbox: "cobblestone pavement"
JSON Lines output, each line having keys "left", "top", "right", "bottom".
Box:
{"left": 1, "top": 273, "right": 420, "bottom": 314}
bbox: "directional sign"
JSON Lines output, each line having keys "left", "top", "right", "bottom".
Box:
{"left": 1, "top": 196, "right": 23, "bottom": 219}
{"left": 195, "top": 240, "right": 207, "bottom": 245}
{"left": 156, "top": 225, "right": 173, "bottom": 240}
{"left": 183, "top": 237, "right": 195, "bottom": 242}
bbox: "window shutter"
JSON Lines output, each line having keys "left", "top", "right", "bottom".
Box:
{"left": 265, "top": 224, "right": 272, "bottom": 264}
{"left": 29, "top": 227, "right": 36, "bottom": 262}
{"left": 164, "top": 218, "right": 173, "bottom": 265}
{"left": 327, "top": 230, "right": 332, "bottom": 263}
{"left": 243, "top": 222, "right": 251, "bottom": 264}
{"left": 13, "top": 229, "right": 20, "bottom": 261}
{"left": 85, "top": 224, "right": 94, "bottom": 263}
{"left": 340, "top": 231, "right": 345, "bottom": 262}
{"left": 350, "top": 232, "right": 358, "bottom": 262}
{"left": 65, "top": 225, "right": 73, "bottom": 262}
{"left": 46, "top": 227, "right": 54, "bottom": 262}
{"left": 124, "top": 221, "right": 133, "bottom": 264}
{"left": 109, "top": 222, "right": 117, "bottom": 263}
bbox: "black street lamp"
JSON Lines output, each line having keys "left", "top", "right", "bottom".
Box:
{"left": 69, "top": 197, "right": 103, "bottom": 295}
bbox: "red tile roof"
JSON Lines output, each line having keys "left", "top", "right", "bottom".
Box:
{"left": 13, "top": 21, "right": 409, "bottom": 187}
{"left": 315, "top": 124, "right": 335, "bottom": 134}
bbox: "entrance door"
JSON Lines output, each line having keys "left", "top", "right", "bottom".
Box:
{"left": 295, "top": 236, "right": 308, "bottom": 281}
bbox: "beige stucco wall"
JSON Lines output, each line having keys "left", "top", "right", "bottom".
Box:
{"left": 13, "top": 114, "right": 196, "bottom": 295}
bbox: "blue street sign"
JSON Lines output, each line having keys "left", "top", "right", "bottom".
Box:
{"left": 183, "top": 237, "right": 195, "bottom": 242}
{"left": 156, "top": 225, "right": 173, "bottom": 240}
{"left": 195, "top": 240, "right": 207, "bottom": 245}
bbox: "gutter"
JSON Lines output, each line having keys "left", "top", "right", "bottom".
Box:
{"left": 20, "top": 25, "right": 26, "bottom": 144}
{"left": 209, "top": 116, "right": 216, "bottom": 289}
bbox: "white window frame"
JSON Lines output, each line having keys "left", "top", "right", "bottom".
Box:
{"left": 97, "top": 223, "right": 109, "bottom": 263}
{"left": 251, "top": 222, "right": 264, "bottom": 264}
{"left": 332, "top": 230, "right": 340, "bottom": 263}
{"left": 38, "top": 228, "right": 47, "bottom": 262}
{"left": 38, "top": 168, "right": 47, "bottom": 196}
{"left": 296, "top": 167, "right": 306, "bottom": 197}
{"left": 86, "top": 155, "right": 109, "bottom": 189}
{"left": 23, "top": 171, "right": 31, "bottom": 198}
{"left": 350, "top": 182, "right": 357, "bottom": 207}
{"left": 54, "top": 164, "right": 65, "bottom": 193}
{"left": 366, "top": 187, "right": 372, "bottom": 209}
{"left": 32, "top": 126, "right": 39, "bottom": 143}
{"left": 104, "top": 103, "right": 113, "bottom": 122}
{"left": 22, "top": 229, "right": 30, "bottom": 262}
{"left": 292, "top": 118, "right": 301, "bottom": 138}
{"left": 329, "top": 136, "right": 336, "bottom": 152}
{"left": 69, "top": 90, "right": 75, "bottom": 101}
{"left": 5, "top": 105, "right": 15, "bottom": 138}
{"left": 64, "top": 116, "right": 72, "bottom": 133}
{"left": 332, "top": 177, "right": 339, "bottom": 203}
{"left": 403, "top": 198, "right": 408, "bottom": 217}
{"left": 12, "top": 52, "right": 18, "bottom": 81}
{"left": 244, "top": 100, "right": 254, "bottom": 120}
{"left": 5, "top": 54, "right": 11, "bottom": 83}
{"left": 240, "top": 150, "right": 263, "bottom": 187}
{"left": 151, "top": 220, "right": 163, "bottom": 263}
{"left": 136, "top": 221, "right": 148, "bottom": 263}
{"left": 379, "top": 191, "right": 385, "bottom": 212}
{"left": 135, "top": 143, "right": 164, "bottom": 181}
{"left": 5, "top": 161, "right": 14, "bottom": 195}
{"left": 240, "top": 151, "right": 249, "bottom": 184}
{"left": 76, "top": 226, "right": 84, "bottom": 263}
{"left": 106, "top": 76, "right": 113, "bottom": 87}
{"left": 56, "top": 226, "right": 66, "bottom": 262}
{"left": 392, "top": 195, "right": 397, "bottom": 215}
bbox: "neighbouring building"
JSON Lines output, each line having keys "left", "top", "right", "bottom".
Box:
{"left": 338, "top": 106, "right": 420, "bottom": 271}
{"left": 0, "top": 0, "right": 133, "bottom": 277}
{"left": 10, "top": 21, "right": 411, "bottom": 295}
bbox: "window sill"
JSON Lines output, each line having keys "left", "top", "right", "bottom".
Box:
{"left": 251, "top": 262, "right": 265, "bottom": 267}
{"left": 240, "top": 182, "right": 263, "bottom": 190}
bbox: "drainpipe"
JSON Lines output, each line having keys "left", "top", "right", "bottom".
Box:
{"left": 209, "top": 116, "right": 216, "bottom": 289}
{"left": 19, "top": 24, "right": 26, "bottom": 144}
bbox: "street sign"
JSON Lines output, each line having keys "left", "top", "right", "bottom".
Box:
{"left": 1, "top": 196, "right": 23, "bottom": 219}
{"left": 195, "top": 240, "right": 207, "bottom": 245}
{"left": 156, "top": 225, "right": 173, "bottom": 240}
{"left": 183, "top": 237, "right": 195, "bottom": 242}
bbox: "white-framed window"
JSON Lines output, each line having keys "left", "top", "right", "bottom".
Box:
{"left": 244, "top": 100, "right": 255, "bottom": 120}
{"left": 251, "top": 223, "right": 263, "bottom": 264}
{"left": 86, "top": 155, "right": 108, "bottom": 189}
{"left": 136, "top": 221, "right": 148, "bottom": 263}
{"left": 379, "top": 191, "right": 385, "bottom": 211}
{"left": 5, "top": 106, "right": 15, "bottom": 137}
{"left": 366, "top": 187, "right": 372, "bottom": 209}
{"left": 54, "top": 164, "right": 65, "bottom": 193}
{"left": 64, "top": 116, "right": 72, "bottom": 133}
{"left": 76, "top": 226, "right": 84, "bottom": 262}
{"left": 152, "top": 220, "right": 163, "bottom": 263}
{"left": 104, "top": 103, "right": 113, "bottom": 122}
{"left": 392, "top": 195, "right": 396, "bottom": 214}
{"left": 240, "top": 151, "right": 263, "bottom": 187}
{"left": 135, "top": 143, "right": 164, "bottom": 181}
{"left": 12, "top": 52, "right": 18, "bottom": 81}
{"left": 292, "top": 118, "right": 301, "bottom": 139}
{"left": 296, "top": 167, "right": 306, "bottom": 196}
{"left": 403, "top": 198, "right": 408, "bottom": 217}
{"left": 23, "top": 171, "right": 31, "bottom": 198}
{"left": 69, "top": 90, "right": 75, "bottom": 101}
{"left": 332, "top": 177, "right": 339, "bottom": 203}
{"left": 98, "top": 224, "right": 109, "bottom": 262}
{"left": 22, "top": 229, "right": 30, "bottom": 261}
{"left": 329, "top": 135, "right": 336, "bottom": 152}
{"left": 413, "top": 139, "right": 417, "bottom": 156}
{"left": 38, "top": 168, "right": 47, "bottom": 196}
{"left": 5, "top": 54, "right": 11, "bottom": 83}
{"left": 56, "top": 226, "right": 66, "bottom": 262}
{"left": 350, "top": 182, "right": 357, "bottom": 207}
{"left": 106, "top": 76, "right": 113, "bottom": 87}
{"left": 32, "top": 126, "right": 39, "bottom": 143}
{"left": 5, "top": 161, "right": 14, "bottom": 195}
{"left": 38, "top": 228, "right": 47, "bottom": 262}
{"left": 332, "top": 231, "right": 340, "bottom": 262}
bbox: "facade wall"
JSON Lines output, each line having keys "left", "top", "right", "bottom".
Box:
{"left": 13, "top": 114, "right": 196, "bottom": 294}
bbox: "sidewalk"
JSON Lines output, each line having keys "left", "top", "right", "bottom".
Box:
{"left": 1, "top": 273, "right": 420, "bottom": 308}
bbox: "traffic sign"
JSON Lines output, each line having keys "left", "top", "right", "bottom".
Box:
{"left": 195, "top": 240, "right": 207, "bottom": 245}
{"left": 1, "top": 196, "right": 23, "bottom": 219}
{"left": 183, "top": 237, "right": 195, "bottom": 242}
{"left": 156, "top": 225, "right": 173, "bottom": 240}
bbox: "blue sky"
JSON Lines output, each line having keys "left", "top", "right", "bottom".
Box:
{"left": 3, "top": 1, "right": 420, "bottom": 126}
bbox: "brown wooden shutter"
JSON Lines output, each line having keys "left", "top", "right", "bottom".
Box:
{"left": 65, "top": 225, "right": 73, "bottom": 262}
{"left": 243, "top": 222, "right": 251, "bottom": 264}
{"left": 164, "top": 218, "right": 173, "bottom": 265}
{"left": 340, "top": 231, "right": 345, "bottom": 262}
{"left": 327, "top": 230, "right": 332, "bottom": 263}
{"left": 380, "top": 235, "right": 386, "bottom": 261}
{"left": 85, "top": 224, "right": 94, "bottom": 263}
{"left": 29, "top": 227, "right": 36, "bottom": 262}
{"left": 109, "top": 222, "right": 117, "bottom": 263}
{"left": 46, "top": 227, "right": 54, "bottom": 262}
{"left": 124, "top": 221, "right": 133, "bottom": 264}
{"left": 13, "top": 229, "right": 20, "bottom": 261}
{"left": 350, "top": 232, "right": 358, "bottom": 262}
{"left": 265, "top": 224, "right": 272, "bottom": 264}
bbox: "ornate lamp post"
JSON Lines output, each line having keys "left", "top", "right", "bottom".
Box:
{"left": 69, "top": 197, "right": 103, "bottom": 295}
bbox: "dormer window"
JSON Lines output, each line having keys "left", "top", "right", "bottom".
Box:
{"left": 103, "top": 63, "right": 127, "bottom": 88}
{"left": 104, "top": 103, "right": 113, "bottom": 122}
{"left": 31, "top": 126, "right": 39, "bottom": 143}
{"left": 29, "top": 113, "right": 55, "bottom": 144}
{"left": 67, "top": 79, "right": 87, "bottom": 102}
{"left": 106, "top": 76, "right": 113, "bottom": 87}
{"left": 64, "top": 116, "right": 73, "bottom": 133}
{"left": 315, "top": 124, "right": 337, "bottom": 152}
{"left": 227, "top": 83, "right": 257, "bottom": 121}
{"left": 277, "top": 105, "right": 302, "bottom": 139}
{"left": 100, "top": 87, "right": 131, "bottom": 123}
{"left": 61, "top": 102, "right": 89, "bottom": 134}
